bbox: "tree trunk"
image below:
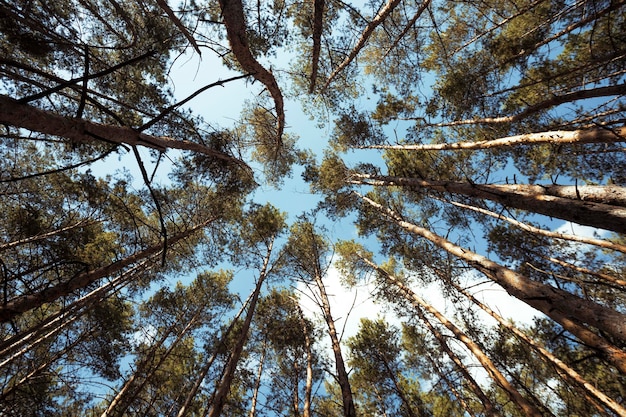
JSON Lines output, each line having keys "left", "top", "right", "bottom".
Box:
{"left": 207, "top": 238, "right": 274, "bottom": 417}
{"left": 0, "top": 95, "right": 243, "bottom": 166}
{"left": 360, "top": 255, "right": 543, "bottom": 417}
{"left": 217, "top": 0, "right": 284, "bottom": 139}
{"left": 446, "top": 199, "right": 626, "bottom": 254}
{"left": 445, "top": 274, "right": 626, "bottom": 417}
{"left": 351, "top": 175, "right": 626, "bottom": 234}
{"left": 176, "top": 293, "right": 252, "bottom": 417}
{"left": 357, "top": 193, "right": 626, "bottom": 372}
{"left": 361, "top": 126, "right": 626, "bottom": 151}
{"left": 313, "top": 270, "right": 357, "bottom": 417}
{"left": 248, "top": 340, "right": 266, "bottom": 417}
{"left": 323, "top": 0, "right": 402, "bottom": 90}
{"left": 0, "top": 218, "right": 215, "bottom": 322}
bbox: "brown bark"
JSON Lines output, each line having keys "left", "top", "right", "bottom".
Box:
{"left": 361, "top": 126, "right": 626, "bottom": 151}
{"left": 360, "top": 256, "right": 543, "bottom": 417}
{"left": 323, "top": 0, "right": 402, "bottom": 90}
{"left": 207, "top": 238, "right": 274, "bottom": 417}
{"left": 0, "top": 95, "right": 244, "bottom": 166}
{"left": 446, "top": 200, "right": 626, "bottom": 255}
{"left": 446, "top": 276, "right": 626, "bottom": 417}
{"left": 313, "top": 270, "right": 357, "bottom": 417}
{"left": 308, "top": 0, "right": 325, "bottom": 93}
{"left": 218, "top": 0, "right": 285, "bottom": 140}
{"left": 350, "top": 174, "right": 626, "bottom": 234}
{"left": 0, "top": 218, "right": 215, "bottom": 322}
{"left": 356, "top": 193, "right": 626, "bottom": 369}
{"left": 429, "top": 84, "right": 626, "bottom": 127}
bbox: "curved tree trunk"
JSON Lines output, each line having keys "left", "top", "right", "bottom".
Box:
{"left": 217, "top": 0, "right": 285, "bottom": 140}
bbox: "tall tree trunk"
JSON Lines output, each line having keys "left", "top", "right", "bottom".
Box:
{"left": 207, "top": 238, "right": 274, "bottom": 417}
{"left": 248, "top": 339, "right": 267, "bottom": 417}
{"left": 357, "top": 193, "right": 626, "bottom": 372}
{"left": 350, "top": 175, "right": 626, "bottom": 234}
{"left": 176, "top": 293, "right": 252, "bottom": 417}
{"left": 360, "top": 126, "right": 626, "bottom": 151}
{"left": 359, "top": 255, "right": 543, "bottom": 417}
{"left": 445, "top": 274, "right": 626, "bottom": 417}
{"left": 0, "top": 218, "right": 215, "bottom": 322}
{"left": 445, "top": 199, "right": 626, "bottom": 254}
{"left": 0, "top": 258, "right": 152, "bottom": 365}
{"left": 313, "top": 270, "right": 357, "bottom": 417}
{"left": 102, "top": 309, "right": 202, "bottom": 417}
{"left": 299, "top": 307, "right": 313, "bottom": 417}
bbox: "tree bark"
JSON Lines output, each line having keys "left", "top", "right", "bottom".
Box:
{"left": 308, "top": 0, "right": 325, "bottom": 93}
{"left": 446, "top": 199, "right": 626, "bottom": 254}
{"left": 313, "top": 270, "right": 357, "bottom": 417}
{"left": 217, "top": 0, "right": 284, "bottom": 140}
{"left": 0, "top": 95, "right": 243, "bottom": 166}
{"left": 350, "top": 175, "right": 626, "bottom": 234}
{"left": 356, "top": 193, "right": 626, "bottom": 370}
{"left": 361, "top": 126, "right": 626, "bottom": 151}
{"left": 207, "top": 238, "right": 274, "bottom": 417}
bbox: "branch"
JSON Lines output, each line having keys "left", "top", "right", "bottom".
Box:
{"left": 155, "top": 0, "right": 202, "bottom": 55}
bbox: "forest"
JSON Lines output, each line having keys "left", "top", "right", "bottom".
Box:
{"left": 0, "top": 0, "right": 625, "bottom": 415}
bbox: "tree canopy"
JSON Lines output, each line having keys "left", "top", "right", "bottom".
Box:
{"left": 1, "top": 0, "right": 625, "bottom": 415}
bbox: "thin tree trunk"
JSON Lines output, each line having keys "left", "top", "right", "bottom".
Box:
{"left": 381, "top": 0, "right": 432, "bottom": 59}
{"left": 298, "top": 307, "right": 313, "bottom": 417}
{"left": 0, "top": 95, "right": 243, "bottom": 166}
{"left": 0, "top": 219, "right": 97, "bottom": 252}
{"left": 356, "top": 193, "right": 626, "bottom": 371}
{"left": 446, "top": 275, "right": 626, "bottom": 417}
{"left": 446, "top": 199, "right": 626, "bottom": 255}
{"left": 323, "top": 0, "right": 402, "bottom": 90}
{"left": 428, "top": 83, "right": 626, "bottom": 127}
{"left": 360, "top": 126, "right": 626, "bottom": 151}
{"left": 359, "top": 255, "right": 543, "bottom": 417}
{"left": 0, "top": 218, "right": 215, "bottom": 322}
{"left": 248, "top": 339, "right": 267, "bottom": 417}
{"left": 541, "top": 255, "right": 626, "bottom": 289}
{"left": 350, "top": 175, "right": 626, "bottom": 234}
{"left": 313, "top": 270, "right": 357, "bottom": 417}
{"left": 207, "top": 238, "right": 274, "bottom": 417}
{"left": 176, "top": 293, "right": 253, "bottom": 417}
{"left": 410, "top": 299, "right": 501, "bottom": 416}
{"left": 0, "top": 257, "right": 152, "bottom": 364}
{"left": 103, "top": 309, "right": 202, "bottom": 417}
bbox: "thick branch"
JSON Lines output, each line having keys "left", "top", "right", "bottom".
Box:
{"left": 218, "top": 0, "right": 285, "bottom": 140}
